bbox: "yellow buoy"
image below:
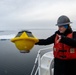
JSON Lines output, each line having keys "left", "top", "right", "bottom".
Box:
{"left": 11, "top": 30, "right": 39, "bottom": 53}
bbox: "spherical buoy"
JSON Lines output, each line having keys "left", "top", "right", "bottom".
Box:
{"left": 11, "top": 30, "right": 39, "bottom": 53}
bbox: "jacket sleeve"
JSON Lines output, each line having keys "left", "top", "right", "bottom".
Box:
{"left": 35, "top": 34, "right": 56, "bottom": 45}
{"left": 60, "top": 35, "right": 76, "bottom": 47}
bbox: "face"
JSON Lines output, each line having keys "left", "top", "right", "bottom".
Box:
{"left": 58, "top": 25, "right": 67, "bottom": 33}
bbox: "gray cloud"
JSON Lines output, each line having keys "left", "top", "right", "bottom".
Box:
{"left": 0, "top": 0, "right": 76, "bottom": 30}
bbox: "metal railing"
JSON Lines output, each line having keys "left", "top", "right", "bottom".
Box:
{"left": 30, "top": 47, "right": 53, "bottom": 75}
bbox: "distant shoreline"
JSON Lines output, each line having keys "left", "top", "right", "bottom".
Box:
{"left": 0, "top": 28, "right": 76, "bottom": 32}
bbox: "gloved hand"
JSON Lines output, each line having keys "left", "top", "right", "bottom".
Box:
{"left": 35, "top": 41, "right": 39, "bottom": 45}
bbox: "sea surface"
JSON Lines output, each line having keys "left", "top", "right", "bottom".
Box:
{"left": 0, "top": 29, "right": 61, "bottom": 75}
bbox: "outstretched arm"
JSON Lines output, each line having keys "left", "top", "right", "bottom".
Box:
{"left": 35, "top": 34, "right": 56, "bottom": 45}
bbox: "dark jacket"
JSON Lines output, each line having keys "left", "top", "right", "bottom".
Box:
{"left": 36, "top": 28, "right": 76, "bottom": 47}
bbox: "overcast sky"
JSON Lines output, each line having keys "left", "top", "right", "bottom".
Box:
{"left": 0, "top": 0, "right": 76, "bottom": 30}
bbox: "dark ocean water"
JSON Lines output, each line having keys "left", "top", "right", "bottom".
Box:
{"left": 0, "top": 29, "right": 56, "bottom": 75}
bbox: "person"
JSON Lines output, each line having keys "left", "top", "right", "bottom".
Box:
{"left": 35, "top": 15, "right": 76, "bottom": 75}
